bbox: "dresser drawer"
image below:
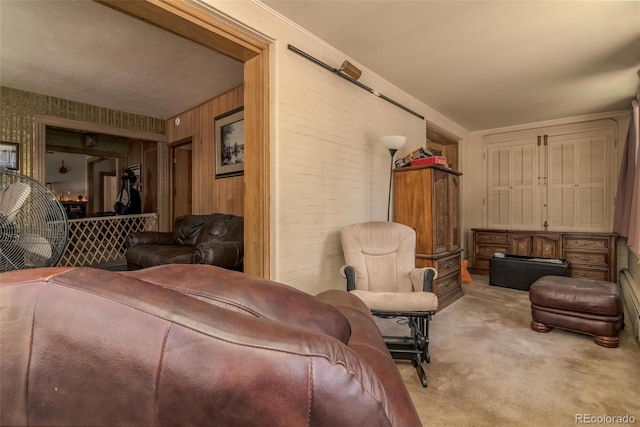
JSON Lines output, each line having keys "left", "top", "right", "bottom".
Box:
{"left": 475, "top": 232, "right": 509, "bottom": 245}
{"left": 563, "top": 236, "right": 611, "bottom": 251}
{"left": 563, "top": 251, "right": 608, "bottom": 267}
{"left": 474, "top": 258, "right": 490, "bottom": 271}
{"left": 569, "top": 267, "right": 610, "bottom": 281}
{"left": 475, "top": 245, "right": 510, "bottom": 259}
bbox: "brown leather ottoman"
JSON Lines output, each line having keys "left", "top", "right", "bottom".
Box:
{"left": 529, "top": 275, "right": 624, "bottom": 348}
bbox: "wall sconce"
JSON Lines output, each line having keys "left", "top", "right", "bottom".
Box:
{"left": 382, "top": 135, "right": 407, "bottom": 221}
{"left": 84, "top": 134, "right": 98, "bottom": 147}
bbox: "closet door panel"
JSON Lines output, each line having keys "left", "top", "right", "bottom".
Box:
{"left": 547, "top": 132, "right": 610, "bottom": 231}
{"left": 486, "top": 144, "right": 539, "bottom": 229}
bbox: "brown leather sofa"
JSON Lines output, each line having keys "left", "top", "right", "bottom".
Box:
{"left": 126, "top": 213, "right": 243, "bottom": 271}
{"left": 0, "top": 264, "right": 422, "bottom": 427}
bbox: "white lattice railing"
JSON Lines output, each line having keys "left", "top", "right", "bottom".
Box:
{"left": 59, "top": 213, "right": 158, "bottom": 267}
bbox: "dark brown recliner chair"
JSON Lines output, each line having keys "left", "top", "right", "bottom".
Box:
{"left": 0, "top": 264, "right": 423, "bottom": 427}
{"left": 126, "top": 213, "right": 243, "bottom": 271}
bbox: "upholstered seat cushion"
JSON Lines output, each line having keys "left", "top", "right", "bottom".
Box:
{"left": 529, "top": 275, "right": 624, "bottom": 347}
{"left": 350, "top": 290, "right": 438, "bottom": 312}
{"left": 530, "top": 276, "right": 621, "bottom": 316}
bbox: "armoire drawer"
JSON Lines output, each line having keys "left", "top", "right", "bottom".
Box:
{"left": 435, "top": 253, "right": 461, "bottom": 277}
{"left": 435, "top": 271, "right": 462, "bottom": 298}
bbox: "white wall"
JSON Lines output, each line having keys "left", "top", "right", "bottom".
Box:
{"left": 200, "top": 0, "right": 468, "bottom": 294}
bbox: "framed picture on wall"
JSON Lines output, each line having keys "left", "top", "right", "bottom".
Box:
{"left": 0, "top": 141, "right": 19, "bottom": 170}
{"left": 214, "top": 107, "right": 244, "bottom": 178}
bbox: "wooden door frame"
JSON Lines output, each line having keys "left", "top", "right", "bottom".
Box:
{"left": 99, "top": 170, "right": 117, "bottom": 212}
{"left": 98, "top": 0, "right": 271, "bottom": 278}
{"left": 168, "top": 139, "right": 193, "bottom": 223}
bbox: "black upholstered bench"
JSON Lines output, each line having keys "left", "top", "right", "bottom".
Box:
{"left": 529, "top": 275, "right": 624, "bottom": 348}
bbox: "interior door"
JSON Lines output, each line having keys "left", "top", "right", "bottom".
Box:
{"left": 170, "top": 142, "right": 193, "bottom": 222}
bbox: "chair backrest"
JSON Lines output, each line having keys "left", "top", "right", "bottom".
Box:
{"left": 341, "top": 221, "right": 416, "bottom": 293}
{"left": 172, "top": 214, "right": 243, "bottom": 246}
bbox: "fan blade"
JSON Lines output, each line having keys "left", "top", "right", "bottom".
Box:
{"left": 17, "top": 234, "right": 52, "bottom": 259}
{"left": 0, "top": 182, "right": 31, "bottom": 222}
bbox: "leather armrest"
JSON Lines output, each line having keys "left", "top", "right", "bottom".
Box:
{"left": 339, "top": 265, "right": 357, "bottom": 291}
{"left": 126, "top": 231, "right": 175, "bottom": 247}
{"left": 409, "top": 267, "right": 438, "bottom": 292}
{"left": 192, "top": 240, "right": 243, "bottom": 270}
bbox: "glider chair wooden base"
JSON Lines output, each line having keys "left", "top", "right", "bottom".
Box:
{"left": 341, "top": 221, "right": 439, "bottom": 388}
{"left": 374, "top": 311, "right": 433, "bottom": 387}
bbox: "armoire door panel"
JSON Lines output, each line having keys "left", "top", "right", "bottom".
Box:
{"left": 449, "top": 175, "right": 460, "bottom": 250}
{"left": 433, "top": 170, "right": 449, "bottom": 253}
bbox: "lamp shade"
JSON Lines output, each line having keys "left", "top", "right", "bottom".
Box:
{"left": 382, "top": 135, "right": 407, "bottom": 150}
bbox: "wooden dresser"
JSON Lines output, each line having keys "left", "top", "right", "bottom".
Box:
{"left": 394, "top": 164, "right": 464, "bottom": 309}
{"left": 471, "top": 229, "right": 617, "bottom": 282}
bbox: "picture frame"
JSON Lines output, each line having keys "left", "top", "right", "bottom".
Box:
{"left": 0, "top": 141, "right": 19, "bottom": 170}
{"left": 214, "top": 107, "right": 244, "bottom": 178}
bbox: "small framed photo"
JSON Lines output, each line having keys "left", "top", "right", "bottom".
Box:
{"left": 0, "top": 141, "right": 19, "bottom": 170}
{"left": 214, "top": 107, "right": 244, "bottom": 178}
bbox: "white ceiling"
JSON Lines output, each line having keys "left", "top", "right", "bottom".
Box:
{"left": 264, "top": 0, "right": 640, "bottom": 130}
{"left": 0, "top": 1, "right": 638, "bottom": 131}
{"left": 0, "top": 0, "right": 243, "bottom": 120}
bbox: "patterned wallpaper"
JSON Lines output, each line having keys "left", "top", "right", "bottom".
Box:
{"left": 0, "top": 86, "right": 165, "bottom": 175}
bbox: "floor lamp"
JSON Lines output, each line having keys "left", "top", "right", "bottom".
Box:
{"left": 382, "top": 135, "right": 407, "bottom": 221}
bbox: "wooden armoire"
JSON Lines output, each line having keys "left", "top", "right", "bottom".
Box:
{"left": 393, "top": 164, "right": 464, "bottom": 309}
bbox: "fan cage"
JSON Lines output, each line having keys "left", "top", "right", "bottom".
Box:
{"left": 1, "top": 169, "right": 68, "bottom": 271}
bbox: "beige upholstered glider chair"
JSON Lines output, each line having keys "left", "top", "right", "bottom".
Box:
{"left": 340, "top": 221, "right": 438, "bottom": 387}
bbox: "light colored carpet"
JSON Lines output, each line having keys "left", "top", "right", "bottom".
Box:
{"left": 378, "top": 275, "right": 640, "bottom": 427}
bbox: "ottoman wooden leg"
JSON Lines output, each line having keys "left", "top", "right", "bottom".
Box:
{"left": 593, "top": 335, "right": 619, "bottom": 348}
{"left": 531, "top": 320, "right": 552, "bottom": 333}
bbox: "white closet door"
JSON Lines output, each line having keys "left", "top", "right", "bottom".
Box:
{"left": 487, "top": 143, "right": 539, "bottom": 229}
{"left": 547, "top": 131, "right": 611, "bottom": 232}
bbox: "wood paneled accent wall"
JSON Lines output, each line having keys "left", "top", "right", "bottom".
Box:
{"left": 166, "top": 85, "right": 244, "bottom": 217}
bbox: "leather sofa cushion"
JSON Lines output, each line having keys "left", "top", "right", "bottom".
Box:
{"left": 122, "top": 264, "right": 351, "bottom": 344}
{"left": 173, "top": 215, "right": 208, "bottom": 246}
{"left": 197, "top": 214, "right": 244, "bottom": 245}
{"left": 126, "top": 245, "right": 194, "bottom": 269}
{"left": 0, "top": 266, "right": 411, "bottom": 426}
{"left": 530, "top": 276, "right": 622, "bottom": 316}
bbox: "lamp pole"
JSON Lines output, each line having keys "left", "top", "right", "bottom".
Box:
{"left": 387, "top": 148, "right": 398, "bottom": 222}
{"left": 381, "top": 135, "right": 407, "bottom": 222}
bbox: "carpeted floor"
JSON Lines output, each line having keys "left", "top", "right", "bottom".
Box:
{"left": 379, "top": 275, "right": 640, "bottom": 427}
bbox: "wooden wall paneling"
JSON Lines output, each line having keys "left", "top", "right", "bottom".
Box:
{"left": 200, "top": 96, "right": 217, "bottom": 213}
{"left": 174, "top": 148, "right": 192, "bottom": 217}
{"left": 128, "top": 140, "right": 143, "bottom": 169}
{"left": 143, "top": 141, "right": 158, "bottom": 213}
